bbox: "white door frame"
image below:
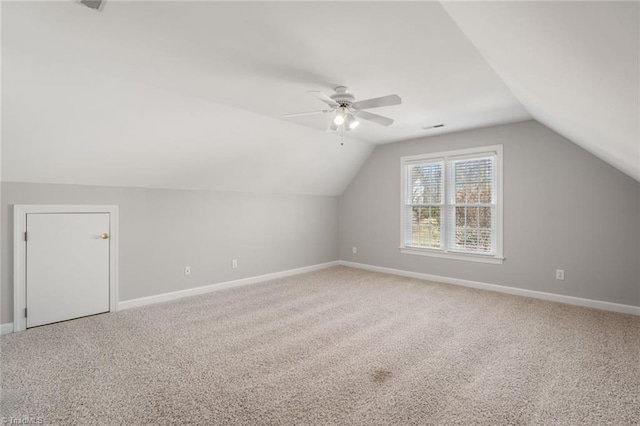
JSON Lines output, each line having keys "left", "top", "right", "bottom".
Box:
{"left": 13, "top": 205, "right": 119, "bottom": 332}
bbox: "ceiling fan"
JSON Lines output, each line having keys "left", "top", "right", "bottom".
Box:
{"left": 283, "top": 86, "right": 401, "bottom": 132}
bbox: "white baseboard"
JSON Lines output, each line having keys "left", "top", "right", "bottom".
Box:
{"left": 1, "top": 322, "right": 14, "bottom": 335}
{"left": 5, "top": 259, "right": 635, "bottom": 334}
{"left": 118, "top": 261, "right": 339, "bottom": 311}
{"left": 339, "top": 261, "right": 640, "bottom": 316}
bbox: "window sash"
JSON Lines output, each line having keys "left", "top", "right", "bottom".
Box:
{"left": 404, "top": 160, "right": 444, "bottom": 249}
{"left": 446, "top": 154, "right": 497, "bottom": 255}
{"left": 446, "top": 205, "right": 496, "bottom": 255}
{"left": 404, "top": 205, "right": 443, "bottom": 249}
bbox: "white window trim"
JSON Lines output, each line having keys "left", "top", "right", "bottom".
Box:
{"left": 399, "top": 145, "right": 504, "bottom": 265}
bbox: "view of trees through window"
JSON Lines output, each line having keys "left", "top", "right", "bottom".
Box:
{"left": 452, "top": 157, "right": 494, "bottom": 253}
{"left": 405, "top": 155, "right": 495, "bottom": 254}
{"left": 407, "top": 161, "right": 442, "bottom": 248}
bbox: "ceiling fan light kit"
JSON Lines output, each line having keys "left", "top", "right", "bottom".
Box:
{"left": 346, "top": 113, "right": 360, "bottom": 130}
{"left": 283, "top": 86, "right": 401, "bottom": 136}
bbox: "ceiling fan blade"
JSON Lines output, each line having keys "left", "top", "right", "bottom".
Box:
{"left": 80, "top": 0, "right": 105, "bottom": 11}
{"left": 356, "top": 110, "right": 394, "bottom": 127}
{"left": 307, "top": 91, "right": 340, "bottom": 108}
{"left": 328, "top": 120, "right": 339, "bottom": 132}
{"left": 352, "top": 94, "right": 401, "bottom": 110}
{"left": 282, "top": 110, "right": 332, "bottom": 118}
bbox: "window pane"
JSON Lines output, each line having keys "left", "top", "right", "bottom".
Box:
{"left": 454, "top": 157, "right": 494, "bottom": 204}
{"left": 411, "top": 206, "right": 421, "bottom": 245}
{"left": 409, "top": 162, "right": 442, "bottom": 204}
{"left": 479, "top": 206, "right": 492, "bottom": 229}
{"left": 479, "top": 229, "right": 492, "bottom": 252}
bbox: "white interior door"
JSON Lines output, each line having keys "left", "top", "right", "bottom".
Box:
{"left": 26, "top": 213, "right": 110, "bottom": 328}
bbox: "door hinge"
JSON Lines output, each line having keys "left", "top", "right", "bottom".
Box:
{"left": 24, "top": 308, "right": 27, "bottom": 318}
{"left": 24, "top": 231, "right": 28, "bottom": 242}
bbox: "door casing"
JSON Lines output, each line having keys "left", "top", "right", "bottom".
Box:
{"left": 13, "top": 205, "right": 119, "bottom": 332}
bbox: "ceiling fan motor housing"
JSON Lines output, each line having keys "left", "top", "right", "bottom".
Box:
{"left": 330, "top": 86, "right": 355, "bottom": 107}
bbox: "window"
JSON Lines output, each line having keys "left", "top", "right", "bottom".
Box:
{"left": 400, "top": 145, "right": 503, "bottom": 264}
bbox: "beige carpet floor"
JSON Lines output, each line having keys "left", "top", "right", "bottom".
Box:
{"left": 1, "top": 266, "right": 639, "bottom": 425}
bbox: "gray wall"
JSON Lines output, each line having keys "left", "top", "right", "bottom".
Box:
{"left": 2, "top": 120, "right": 638, "bottom": 325}
{"left": 1, "top": 183, "right": 339, "bottom": 324}
{"left": 340, "top": 120, "right": 640, "bottom": 307}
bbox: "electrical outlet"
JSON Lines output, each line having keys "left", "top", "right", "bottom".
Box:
{"left": 232, "top": 259, "right": 238, "bottom": 269}
{"left": 556, "top": 269, "right": 564, "bottom": 280}
{"left": 185, "top": 266, "right": 191, "bottom": 276}
{"left": 352, "top": 247, "right": 357, "bottom": 254}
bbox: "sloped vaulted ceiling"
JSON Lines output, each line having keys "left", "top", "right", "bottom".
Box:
{"left": 0, "top": 1, "right": 529, "bottom": 195}
{"left": 442, "top": 1, "right": 640, "bottom": 182}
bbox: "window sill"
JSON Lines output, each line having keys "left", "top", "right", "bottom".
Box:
{"left": 399, "top": 247, "right": 505, "bottom": 264}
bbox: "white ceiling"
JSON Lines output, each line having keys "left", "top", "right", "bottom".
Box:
{"left": 2, "top": 1, "right": 637, "bottom": 195}
{"left": 1, "top": 1, "right": 530, "bottom": 195}
{"left": 443, "top": 1, "right": 640, "bottom": 181}
{"left": 3, "top": 53, "right": 371, "bottom": 195}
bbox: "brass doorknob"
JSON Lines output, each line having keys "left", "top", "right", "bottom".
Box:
{"left": 101, "top": 233, "right": 109, "bottom": 240}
